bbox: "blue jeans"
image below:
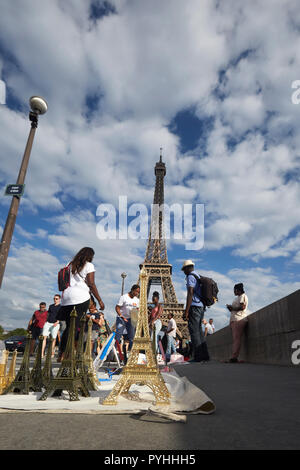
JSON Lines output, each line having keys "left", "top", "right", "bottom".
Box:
{"left": 150, "top": 319, "right": 162, "bottom": 353}
{"left": 115, "top": 317, "right": 135, "bottom": 350}
{"left": 166, "top": 335, "right": 176, "bottom": 362}
{"left": 188, "top": 305, "right": 209, "bottom": 361}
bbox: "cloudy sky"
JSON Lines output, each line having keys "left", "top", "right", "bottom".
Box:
{"left": 0, "top": 0, "right": 299, "bottom": 331}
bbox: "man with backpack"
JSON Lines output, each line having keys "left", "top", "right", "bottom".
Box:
{"left": 182, "top": 260, "right": 216, "bottom": 363}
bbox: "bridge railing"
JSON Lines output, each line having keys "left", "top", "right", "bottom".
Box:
{"left": 206, "top": 289, "right": 300, "bottom": 366}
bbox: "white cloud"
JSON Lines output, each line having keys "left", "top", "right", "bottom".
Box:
{"left": 0, "top": 243, "right": 60, "bottom": 329}
{"left": 188, "top": 125, "right": 300, "bottom": 260}
{"left": 0, "top": 0, "right": 300, "bottom": 332}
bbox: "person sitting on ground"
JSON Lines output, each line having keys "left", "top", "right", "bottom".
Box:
{"left": 226, "top": 283, "right": 248, "bottom": 363}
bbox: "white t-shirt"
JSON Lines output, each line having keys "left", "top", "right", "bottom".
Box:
{"left": 61, "top": 261, "right": 95, "bottom": 306}
{"left": 167, "top": 318, "right": 177, "bottom": 338}
{"left": 204, "top": 323, "right": 214, "bottom": 335}
{"left": 117, "top": 293, "right": 139, "bottom": 319}
{"left": 230, "top": 293, "right": 248, "bottom": 322}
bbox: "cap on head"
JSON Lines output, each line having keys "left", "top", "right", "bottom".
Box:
{"left": 181, "top": 259, "right": 195, "bottom": 271}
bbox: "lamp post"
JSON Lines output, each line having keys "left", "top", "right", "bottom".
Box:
{"left": 0, "top": 96, "right": 48, "bottom": 288}
{"left": 121, "top": 272, "right": 127, "bottom": 295}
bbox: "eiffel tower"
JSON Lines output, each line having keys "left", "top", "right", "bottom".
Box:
{"left": 29, "top": 335, "right": 44, "bottom": 392}
{"left": 5, "top": 333, "right": 32, "bottom": 394}
{"left": 140, "top": 149, "right": 188, "bottom": 339}
{"left": 39, "top": 307, "right": 90, "bottom": 401}
{"left": 102, "top": 267, "right": 171, "bottom": 406}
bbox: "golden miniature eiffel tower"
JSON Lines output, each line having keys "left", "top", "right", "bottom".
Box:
{"left": 39, "top": 307, "right": 89, "bottom": 401}
{"left": 42, "top": 335, "right": 54, "bottom": 386}
{"left": 5, "top": 333, "right": 31, "bottom": 394}
{"left": 6, "top": 350, "right": 17, "bottom": 388}
{"left": 102, "top": 267, "right": 171, "bottom": 406}
{"left": 29, "top": 335, "right": 44, "bottom": 392}
{"left": 0, "top": 349, "right": 17, "bottom": 394}
{"left": 75, "top": 314, "right": 98, "bottom": 392}
{"left": 0, "top": 350, "right": 9, "bottom": 394}
{"left": 83, "top": 317, "right": 99, "bottom": 391}
{"left": 75, "top": 312, "right": 87, "bottom": 378}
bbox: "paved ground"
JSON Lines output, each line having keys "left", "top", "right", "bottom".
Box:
{"left": 0, "top": 359, "right": 299, "bottom": 450}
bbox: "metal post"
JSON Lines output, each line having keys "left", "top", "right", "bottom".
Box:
{"left": 121, "top": 272, "right": 127, "bottom": 295}
{"left": 0, "top": 97, "right": 47, "bottom": 288}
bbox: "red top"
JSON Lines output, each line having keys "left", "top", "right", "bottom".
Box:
{"left": 150, "top": 304, "right": 162, "bottom": 322}
{"left": 32, "top": 310, "right": 48, "bottom": 328}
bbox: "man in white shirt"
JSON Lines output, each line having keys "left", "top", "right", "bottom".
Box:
{"left": 166, "top": 313, "right": 177, "bottom": 362}
{"left": 226, "top": 283, "right": 248, "bottom": 363}
{"left": 115, "top": 284, "right": 140, "bottom": 351}
{"left": 203, "top": 319, "right": 214, "bottom": 337}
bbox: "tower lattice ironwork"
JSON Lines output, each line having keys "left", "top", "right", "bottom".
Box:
{"left": 102, "top": 267, "right": 171, "bottom": 406}
{"left": 140, "top": 149, "right": 188, "bottom": 340}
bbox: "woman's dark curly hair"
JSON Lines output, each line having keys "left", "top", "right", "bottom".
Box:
{"left": 71, "top": 247, "right": 95, "bottom": 275}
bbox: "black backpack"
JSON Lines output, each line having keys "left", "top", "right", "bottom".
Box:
{"left": 190, "top": 273, "right": 219, "bottom": 307}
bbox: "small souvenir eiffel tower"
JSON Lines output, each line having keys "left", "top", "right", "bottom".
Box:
{"left": 83, "top": 317, "right": 99, "bottom": 391}
{"left": 103, "top": 267, "right": 171, "bottom": 406}
{"left": 39, "top": 307, "right": 89, "bottom": 401}
{"left": 6, "top": 350, "right": 17, "bottom": 389}
{"left": 75, "top": 313, "right": 95, "bottom": 392}
{"left": 0, "top": 350, "right": 17, "bottom": 394}
{"left": 75, "top": 312, "right": 87, "bottom": 372}
{"left": 5, "top": 333, "right": 32, "bottom": 394}
{"left": 0, "top": 350, "right": 9, "bottom": 393}
{"left": 29, "top": 335, "right": 44, "bottom": 392}
{"left": 42, "top": 335, "right": 55, "bottom": 387}
{"left": 0, "top": 350, "right": 10, "bottom": 394}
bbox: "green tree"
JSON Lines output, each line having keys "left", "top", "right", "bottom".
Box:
{"left": 1, "top": 328, "right": 28, "bottom": 340}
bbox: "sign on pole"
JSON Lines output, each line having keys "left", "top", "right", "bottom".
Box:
{"left": 4, "top": 184, "right": 25, "bottom": 197}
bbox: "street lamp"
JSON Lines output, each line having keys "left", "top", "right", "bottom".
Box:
{"left": 121, "top": 272, "right": 127, "bottom": 295}
{"left": 0, "top": 96, "right": 48, "bottom": 288}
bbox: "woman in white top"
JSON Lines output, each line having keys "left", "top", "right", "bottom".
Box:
{"left": 59, "top": 247, "right": 105, "bottom": 356}
{"left": 226, "top": 283, "right": 248, "bottom": 363}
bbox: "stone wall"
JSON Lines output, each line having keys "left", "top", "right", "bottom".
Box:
{"left": 206, "top": 289, "right": 300, "bottom": 366}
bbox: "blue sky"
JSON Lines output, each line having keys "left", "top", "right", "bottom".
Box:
{"left": 0, "top": 0, "right": 300, "bottom": 331}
